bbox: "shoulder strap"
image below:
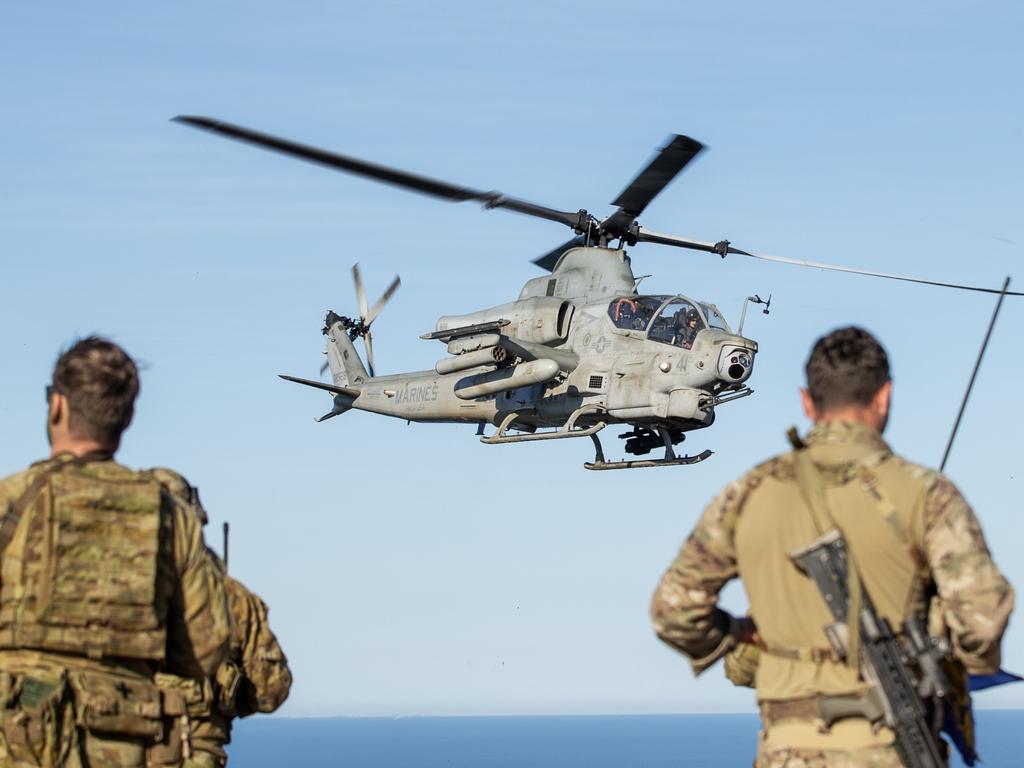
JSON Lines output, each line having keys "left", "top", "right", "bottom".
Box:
{"left": 856, "top": 457, "right": 917, "bottom": 558}
{"left": 791, "top": 447, "right": 864, "bottom": 670}
{"left": 855, "top": 456, "right": 932, "bottom": 623}
{"left": 0, "top": 463, "right": 68, "bottom": 558}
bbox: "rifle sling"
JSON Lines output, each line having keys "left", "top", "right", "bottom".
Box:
{"left": 792, "top": 448, "right": 864, "bottom": 669}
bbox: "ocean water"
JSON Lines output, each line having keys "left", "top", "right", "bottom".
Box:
{"left": 228, "top": 711, "right": 1024, "bottom": 767}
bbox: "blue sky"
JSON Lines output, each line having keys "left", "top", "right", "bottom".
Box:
{"left": 1, "top": 2, "right": 1022, "bottom": 716}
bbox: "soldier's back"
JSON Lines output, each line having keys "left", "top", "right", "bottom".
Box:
{"left": 0, "top": 455, "right": 229, "bottom": 767}
{"left": 735, "top": 423, "right": 1008, "bottom": 765}
{"left": 735, "top": 423, "right": 936, "bottom": 701}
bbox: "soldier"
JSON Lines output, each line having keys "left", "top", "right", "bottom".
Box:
{"left": 650, "top": 326, "right": 1014, "bottom": 767}
{"left": 0, "top": 337, "right": 231, "bottom": 767}
{"left": 673, "top": 307, "right": 702, "bottom": 349}
{"left": 150, "top": 469, "right": 292, "bottom": 768}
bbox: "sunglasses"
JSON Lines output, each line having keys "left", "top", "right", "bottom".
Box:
{"left": 45, "top": 384, "right": 62, "bottom": 402}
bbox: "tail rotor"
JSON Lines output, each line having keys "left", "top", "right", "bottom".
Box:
{"left": 321, "top": 264, "right": 400, "bottom": 378}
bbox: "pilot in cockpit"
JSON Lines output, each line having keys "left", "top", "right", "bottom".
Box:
{"left": 612, "top": 298, "right": 637, "bottom": 329}
{"left": 632, "top": 302, "right": 654, "bottom": 330}
{"left": 673, "top": 308, "right": 702, "bottom": 349}
{"left": 612, "top": 298, "right": 655, "bottom": 330}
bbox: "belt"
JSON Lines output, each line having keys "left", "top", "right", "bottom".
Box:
{"left": 761, "top": 693, "right": 885, "bottom": 729}
{"left": 763, "top": 643, "right": 839, "bottom": 664}
{"left": 761, "top": 696, "right": 824, "bottom": 724}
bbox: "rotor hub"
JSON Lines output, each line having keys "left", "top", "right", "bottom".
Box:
{"left": 323, "top": 310, "right": 370, "bottom": 339}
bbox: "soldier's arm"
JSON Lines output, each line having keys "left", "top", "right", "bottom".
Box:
{"left": 228, "top": 576, "right": 292, "bottom": 715}
{"left": 650, "top": 482, "right": 743, "bottom": 675}
{"left": 164, "top": 493, "right": 232, "bottom": 678}
{"left": 924, "top": 476, "right": 1014, "bottom": 675}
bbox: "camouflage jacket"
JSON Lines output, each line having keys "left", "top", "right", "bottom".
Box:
{"left": 0, "top": 454, "right": 231, "bottom": 679}
{"left": 650, "top": 421, "right": 1014, "bottom": 699}
{"left": 182, "top": 561, "right": 292, "bottom": 764}
{"left": 222, "top": 569, "right": 291, "bottom": 719}
{"left": 149, "top": 468, "right": 291, "bottom": 765}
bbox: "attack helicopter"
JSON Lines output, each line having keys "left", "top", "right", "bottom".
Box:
{"left": 174, "top": 116, "right": 1022, "bottom": 470}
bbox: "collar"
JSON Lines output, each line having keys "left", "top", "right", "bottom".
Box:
{"left": 803, "top": 420, "right": 891, "bottom": 460}
{"left": 30, "top": 451, "right": 115, "bottom": 469}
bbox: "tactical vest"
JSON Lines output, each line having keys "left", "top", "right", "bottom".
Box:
{"left": 734, "top": 441, "right": 932, "bottom": 701}
{"left": 0, "top": 461, "right": 167, "bottom": 661}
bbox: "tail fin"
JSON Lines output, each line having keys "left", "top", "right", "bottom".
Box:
{"left": 324, "top": 311, "right": 370, "bottom": 386}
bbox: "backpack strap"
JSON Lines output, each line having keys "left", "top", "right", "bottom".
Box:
{"left": 0, "top": 464, "right": 67, "bottom": 559}
{"left": 0, "top": 454, "right": 112, "bottom": 559}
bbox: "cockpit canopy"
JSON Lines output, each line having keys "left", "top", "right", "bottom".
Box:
{"left": 607, "top": 295, "right": 730, "bottom": 349}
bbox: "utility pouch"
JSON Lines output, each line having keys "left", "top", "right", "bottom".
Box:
{"left": 145, "top": 712, "right": 187, "bottom": 767}
{"left": 0, "top": 671, "right": 75, "bottom": 767}
{"left": 155, "top": 672, "right": 212, "bottom": 719}
{"left": 150, "top": 672, "right": 222, "bottom": 765}
{"left": 69, "top": 670, "right": 163, "bottom": 740}
{"left": 215, "top": 661, "right": 242, "bottom": 714}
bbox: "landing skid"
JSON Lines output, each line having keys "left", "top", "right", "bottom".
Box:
{"left": 480, "top": 406, "right": 605, "bottom": 445}
{"left": 585, "top": 449, "right": 714, "bottom": 470}
{"left": 584, "top": 430, "right": 713, "bottom": 471}
{"left": 480, "top": 410, "right": 713, "bottom": 470}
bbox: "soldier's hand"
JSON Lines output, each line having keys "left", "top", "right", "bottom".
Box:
{"left": 724, "top": 642, "right": 761, "bottom": 688}
{"left": 730, "top": 615, "right": 763, "bottom": 648}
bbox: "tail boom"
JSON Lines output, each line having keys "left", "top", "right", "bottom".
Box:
{"left": 324, "top": 311, "right": 370, "bottom": 386}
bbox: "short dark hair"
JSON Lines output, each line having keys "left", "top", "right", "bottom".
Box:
{"left": 52, "top": 337, "right": 139, "bottom": 447}
{"left": 805, "top": 327, "right": 890, "bottom": 411}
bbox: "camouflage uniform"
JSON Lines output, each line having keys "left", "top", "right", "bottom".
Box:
{"left": 150, "top": 470, "right": 291, "bottom": 768}
{"left": 0, "top": 454, "right": 231, "bottom": 767}
{"left": 651, "top": 421, "right": 1014, "bottom": 767}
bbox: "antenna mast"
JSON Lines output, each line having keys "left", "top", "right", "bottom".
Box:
{"left": 940, "top": 276, "right": 1011, "bottom": 471}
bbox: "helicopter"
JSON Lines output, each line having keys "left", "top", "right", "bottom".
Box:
{"left": 174, "top": 116, "right": 1022, "bottom": 470}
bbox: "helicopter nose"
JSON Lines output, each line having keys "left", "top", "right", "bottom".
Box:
{"left": 718, "top": 344, "right": 755, "bottom": 383}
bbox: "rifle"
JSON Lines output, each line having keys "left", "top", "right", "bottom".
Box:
{"left": 790, "top": 529, "right": 952, "bottom": 768}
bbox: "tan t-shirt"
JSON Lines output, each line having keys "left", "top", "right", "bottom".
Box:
{"left": 652, "top": 421, "right": 1013, "bottom": 702}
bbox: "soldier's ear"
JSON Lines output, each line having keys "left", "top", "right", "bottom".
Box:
{"left": 48, "top": 392, "right": 65, "bottom": 427}
{"left": 872, "top": 380, "right": 893, "bottom": 422}
{"left": 799, "top": 388, "right": 818, "bottom": 422}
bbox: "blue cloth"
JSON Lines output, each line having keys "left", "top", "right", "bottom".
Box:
{"left": 968, "top": 669, "right": 1023, "bottom": 692}
{"left": 942, "top": 669, "right": 1020, "bottom": 765}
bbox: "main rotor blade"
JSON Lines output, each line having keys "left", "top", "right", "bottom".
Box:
{"left": 636, "top": 229, "right": 752, "bottom": 256}
{"left": 365, "top": 275, "right": 401, "bottom": 326}
{"left": 364, "top": 331, "right": 376, "bottom": 378}
{"left": 532, "top": 236, "right": 586, "bottom": 272}
{"left": 352, "top": 263, "right": 369, "bottom": 321}
{"left": 636, "top": 228, "right": 1024, "bottom": 296}
{"left": 173, "top": 116, "right": 584, "bottom": 230}
{"left": 601, "top": 135, "right": 705, "bottom": 237}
